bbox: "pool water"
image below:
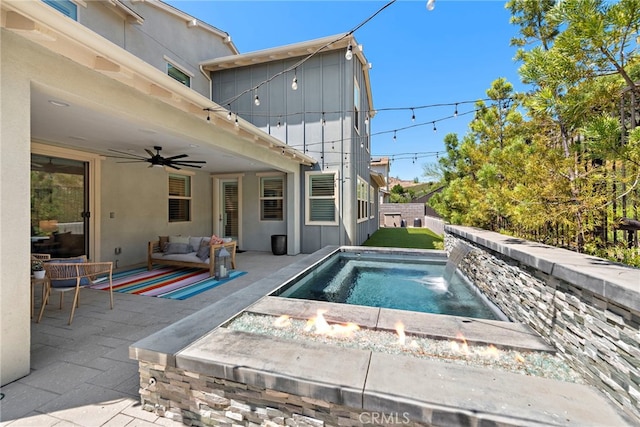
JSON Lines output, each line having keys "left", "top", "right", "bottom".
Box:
{"left": 274, "top": 252, "right": 502, "bottom": 320}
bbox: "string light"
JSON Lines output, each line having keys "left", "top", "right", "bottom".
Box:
{"left": 322, "top": 112, "right": 326, "bottom": 126}
{"left": 291, "top": 69, "right": 298, "bottom": 90}
{"left": 234, "top": 114, "right": 239, "bottom": 127}
{"left": 432, "top": 121, "right": 437, "bottom": 133}
{"left": 393, "top": 130, "right": 397, "bottom": 141}
{"left": 454, "top": 103, "right": 458, "bottom": 118}
{"left": 411, "top": 108, "right": 415, "bottom": 122}
{"left": 254, "top": 91, "right": 260, "bottom": 106}
{"left": 345, "top": 43, "right": 353, "bottom": 61}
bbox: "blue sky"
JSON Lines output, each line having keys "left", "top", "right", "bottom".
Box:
{"left": 165, "top": 0, "right": 527, "bottom": 181}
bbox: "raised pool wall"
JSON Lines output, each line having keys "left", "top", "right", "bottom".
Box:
{"left": 445, "top": 225, "right": 640, "bottom": 423}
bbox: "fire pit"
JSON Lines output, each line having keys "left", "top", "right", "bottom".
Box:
{"left": 131, "top": 246, "right": 632, "bottom": 426}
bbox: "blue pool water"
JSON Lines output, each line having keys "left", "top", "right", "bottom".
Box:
{"left": 273, "top": 251, "right": 503, "bottom": 320}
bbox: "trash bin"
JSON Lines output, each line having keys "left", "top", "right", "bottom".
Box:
{"left": 414, "top": 218, "right": 422, "bottom": 227}
{"left": 400, "top": 219, "right": 406, "bottom": 228}
{"left": 271, "top": 234, "right": 287, "bottom": 255}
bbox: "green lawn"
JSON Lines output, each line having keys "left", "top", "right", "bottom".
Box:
{"left": 363, "top": 227, "right": 443, "bottom": 250}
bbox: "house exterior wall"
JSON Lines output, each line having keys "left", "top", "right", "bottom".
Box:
{"left": 76, "top": 0, "right": 235, "bottom": 98}
{"left": 0, "top": 30, "right": 33, "bottom": 386}
{"left": 211, "top": 49, "right": 378, "bottom": 253}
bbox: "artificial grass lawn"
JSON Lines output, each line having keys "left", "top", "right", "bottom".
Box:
{"left": 363, "top": 227, "right": 443, "bottom": 250}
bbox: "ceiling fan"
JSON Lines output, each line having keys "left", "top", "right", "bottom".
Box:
{"left": 107, "top": 146, "right": 206, "bottom": 170}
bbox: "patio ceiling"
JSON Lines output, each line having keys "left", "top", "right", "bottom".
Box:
{"left": 4, "top": 0, "right": 315, "bottom": 173}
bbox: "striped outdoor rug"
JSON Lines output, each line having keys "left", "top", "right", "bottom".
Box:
{"left": 90, "top": 266, "right": 246, "bottom": 300}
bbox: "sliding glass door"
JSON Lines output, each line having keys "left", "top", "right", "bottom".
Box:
{"left": 31, "top": 154, "right": 88, "bottom": 258}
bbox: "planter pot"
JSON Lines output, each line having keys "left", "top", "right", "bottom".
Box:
{"left": 271, "top": 235, "right": 287, "bottom": 256}
{"left": 33, "top": 270, "right": 46, "bottom": 279}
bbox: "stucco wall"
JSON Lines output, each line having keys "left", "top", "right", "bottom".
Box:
{"left": 445, "top": 225, "right": 640, "bottom": 423}
{"left": 0, "top": 30, "right": 32, "bottom": 386}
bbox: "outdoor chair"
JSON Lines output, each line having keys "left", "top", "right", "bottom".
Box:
{"left": 37, "top": 256, "right": 113, "bottom": 325}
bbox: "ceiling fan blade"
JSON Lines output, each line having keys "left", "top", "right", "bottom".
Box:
{"left": 107, "top": 154, "right": 148, "bottom": 160}
{"left": 171, "top": 160, "right": 207, "bottom": 164}
{"left": 169, "top": 162, "right": 202, "bottom": 169}
{"left": 144, "top": 148, "right": 155, "bottom": 157}
{"left": 116, "top": 160, "right": 149, "bottom": 164}
{"left": 165, "top": 154, "right": 189, "bottom": 160}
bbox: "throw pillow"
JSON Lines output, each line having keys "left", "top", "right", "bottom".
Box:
{"left": 196, "top": 240, "right": 210, "bottom": 261}
{"left": 189, "top": 236, "right": 203, "bottom": 251}
{"left": 163, "top": 242, "right": 192, "bottom": 255}
{"left": 210, "top": 234, "right": 224, "bottom": 245}
{"left": 159, "top": 236, "right": 169, "bottom": 252}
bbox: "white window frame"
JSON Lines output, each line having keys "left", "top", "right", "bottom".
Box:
{"left": 357, "top": 176, "right": 368, "bottom": 222}
{"left": 305, "top": 171, "right": 338, "bottom": 226}
{"left": 43, "top": 0, "right": 82, "bottom": 20}
{"left": 258, "top": 173, "right": 285, "bottom": 222}
{"left": 168, "top": 171, "right": 193, "bottom": 222}
{"left": 369, "top": 184, "right": 375, "bottom": 219}
{"left": 165, "top": 56, "right": 193, "bottom": 88}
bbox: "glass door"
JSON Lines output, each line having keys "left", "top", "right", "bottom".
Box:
{"left": 220, "top": 180, "right": 239, "bottom": 241}
{"left": 31, "top": 154, "right": 88, "bottom": 258}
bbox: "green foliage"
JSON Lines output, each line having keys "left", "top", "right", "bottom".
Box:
{"left": 430, "top": 0, "right": 640, "bottom": 266}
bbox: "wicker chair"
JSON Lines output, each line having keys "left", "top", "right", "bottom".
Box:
{"left": 37, "top": 257, "right": 113, "bottom": 325}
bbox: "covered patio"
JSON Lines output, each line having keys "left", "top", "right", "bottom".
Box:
{"left": 1, "top": 251, "right": 303, "bottom": 425}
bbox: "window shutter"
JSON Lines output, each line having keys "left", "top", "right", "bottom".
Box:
{"left": 309, "top": 174, "right": 335, "bottom": 222}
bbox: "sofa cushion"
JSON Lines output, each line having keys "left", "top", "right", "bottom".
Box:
{"left": 196, "top": 240, "right": 210, "bottom": 261}
{"left": 189, "top": 236, "right": 203, "bottom": 251}
{"left": 159, "top": 236, "right": 169, "bottom": 252}
{"left": 164, "top": 242, "right": 192, "bottom": 255}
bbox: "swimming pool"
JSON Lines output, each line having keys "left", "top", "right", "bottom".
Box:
{"left": 272, "top": 250, "right": 506, "bottom": 320}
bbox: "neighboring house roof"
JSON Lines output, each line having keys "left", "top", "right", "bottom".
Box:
{"left": 135, "top": 0, "right": 238, "bottom": 54}
{"left": 370, "top": 157, "right": 389, "bottom": 167}
{"left": 201, "top": 33, "right": 375, "bottom": 119}
{"left": 412, "top": 186, "right": 444, "bottom": 218}
{"left": 370, "top": 171, "right": 386, "bottom": 188}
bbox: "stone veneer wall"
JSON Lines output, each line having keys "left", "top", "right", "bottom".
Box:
{"left": 445, "top": 226, "right": 640, "bottom": 423}
{"left": 138, "top": 361, "right": 428, "bottom": 427}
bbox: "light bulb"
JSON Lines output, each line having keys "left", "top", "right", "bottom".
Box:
{"left": 227, "top": 111, "right": 232, "bottom": 121}
{"left": 291, "top": 76, "right": 298, "bottom": 90}
{"left": 345, "top": 44, "right": 353, "bottom": 61}
{"left": 254, "top": 95, "right": 260, "bottom": 106}
{"left": 426, "top": 0, "right": 435, "bottom": 11}
{"left": 234, "top": 115, "right": 239, "bottom": 127}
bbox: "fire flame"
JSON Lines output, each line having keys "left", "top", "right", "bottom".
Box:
{"left": 304, "top": 309, "right": 359, "bottom": 337}
{"left": 395, "top": 322, "right": 406, "bottom": 345}
{"left": 273, "top": 315, "right": 292, "bottom": 328}
{"left": 450, "top": 332, "right": 470, "bottom": 354}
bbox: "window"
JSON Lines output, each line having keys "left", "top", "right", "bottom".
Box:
{"left": 260, "top": 176, "right": 284, "bottom": 221}
{"left": 369, "top": 184, "right": 375, "bottom": 219}
{"left": 168, "top": 173, "right": 191, "bottom": 222}
{"left": 306, "top": 172, "right": 337, "bottom": 225}
{"left": 357, "top": 177, "right": 368, "bottom": 221}
{"left": 354, "top": 78, "right": 361, "bottom": 133}
{"left": 167, "top": 63, "right": 191, "bottom": 87}
{"left": 43, "top": 0, "right": 77, "bottom": 19}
